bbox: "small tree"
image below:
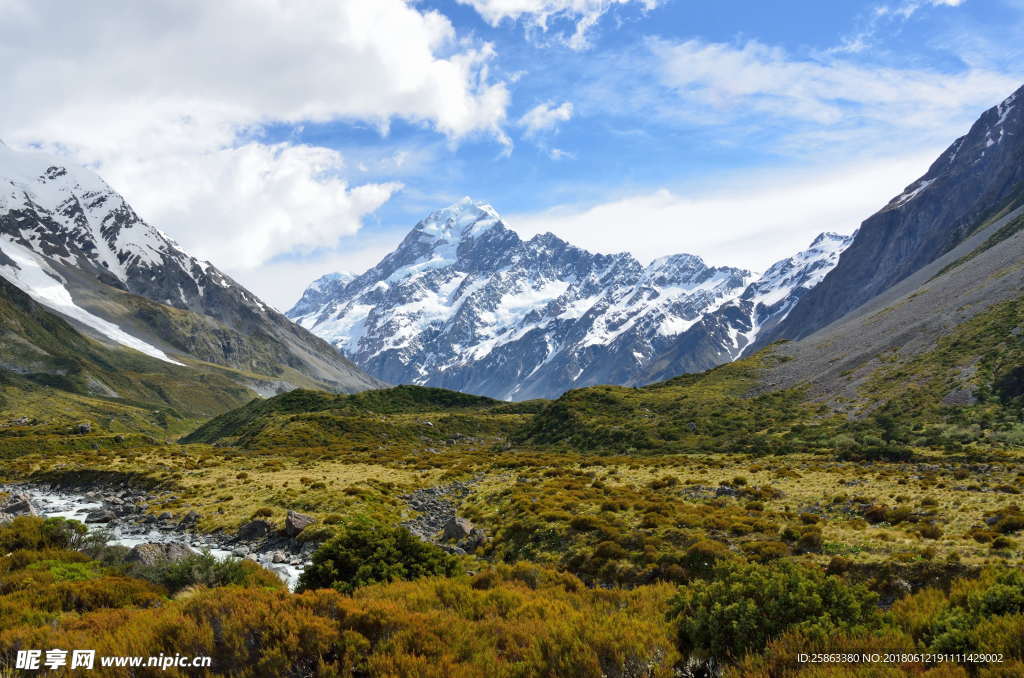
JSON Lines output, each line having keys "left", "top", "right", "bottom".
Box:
{"left": 667, "top": 561, "right": 879, "bottom": 659}
{"left": 297, "top": 522, "right": 458, "bottom": 594}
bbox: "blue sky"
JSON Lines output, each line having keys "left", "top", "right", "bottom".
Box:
{"left": 2, "top": 0, "right": 1023, "bottom": 308}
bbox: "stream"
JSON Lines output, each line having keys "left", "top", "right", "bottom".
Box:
{"left": 5, "top": 485, "right": 306, "bottom": 590}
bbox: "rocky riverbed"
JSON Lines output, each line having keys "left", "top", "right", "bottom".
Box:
{"left": 2, "top": 473, "right": 494, "bottom": 590}
{"left": 401, "top": 474, "right": 489, "bottom": 554}
{"left": 0, "top": 483, "right": 315, "bottom": 590}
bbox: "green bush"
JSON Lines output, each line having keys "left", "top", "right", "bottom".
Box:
{"left": 141, "top": 551, "right": 284, "bottom": 594}
{"left": 298, "top": 522, "right": 458, "bottom": 594}
{"left": 925, "top": 568, "right": 1024, "bottom": 654}
{"left": 667, "top": 561, "right": 879, "bottom": 659}
{"left": 0, "top": 516, "right": 89, "bottom": 552}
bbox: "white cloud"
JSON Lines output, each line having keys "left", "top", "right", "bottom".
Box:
{"left": 888, "top": 0, "right": 967, "bottom": 18}
{"left": 830, "top": 0, "right": 969, "bottom": 53}
{"left": 655, "top": 38, "right": 1015, "bottom": 124}
{"left": 518, "top": 101, "right": 574, "bottom": 137}
{"left": 646, "top": 37, "right": 1021, "bottom": 156}
{"left": 107, "top": 143, "right": 401, "bottom": 272}
{"left": 0, "top": 0, "right": 510, "bottom": 283}
{"left": 460, "top": 0, "right": 661, "bottom": 49}
{"left": 507, "top": 151, "right": 941, "bottom": 273}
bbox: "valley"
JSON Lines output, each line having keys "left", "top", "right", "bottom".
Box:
{"left": 0, "top": 60, "right": 1022, "bottom": 678}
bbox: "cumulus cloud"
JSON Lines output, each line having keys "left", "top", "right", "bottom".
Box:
{"left": 517, "top": 101, "right": 574, "bottom": 137}
{"left": 108, "top": 143, "right": 401, "bottom": 271}
{"left": 0, "top": 0, "right": 510, "bottom": 278}
{"left": 508, "top": 151, "right": 941, "bottom": 273}
{"left": 459, "top": 0, "right": 662, "bottom": 49}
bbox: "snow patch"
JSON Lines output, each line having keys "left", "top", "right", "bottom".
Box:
{"left": 0, "top": 236, "right": 184, "bottom": 365}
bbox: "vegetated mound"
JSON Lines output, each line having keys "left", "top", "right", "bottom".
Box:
{"left": 512, "top": 352, "right": 839, "bottom": 455}
{"left": 181, "top": 384, "right": 511, "bottom": 447}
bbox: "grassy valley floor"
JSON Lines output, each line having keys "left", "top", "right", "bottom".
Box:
{"left": 1, "top": 348, "right": 1024, "bottom": 675}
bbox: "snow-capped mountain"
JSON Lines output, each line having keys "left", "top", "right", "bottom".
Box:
{"left": 289, "top": 198, "right": 853, "bottom": 399}
{"left": 0, "top": 140, "right": 382, "bottom": 394}
{"left": 634, "top": 231, "right": 854, "bottom": 385}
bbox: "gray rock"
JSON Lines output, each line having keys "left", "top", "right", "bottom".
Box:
{"left": 75, "top": 423, "right": 92, "bottom": 434}
{"left": 762, "top": 84, "right": 1024, "bottom": 345}
{"left": 285, "top": 510, "right": 315, "bottom": 538}
{"left": 1, "top": 492, "right": 37, "bottom": 516}
{"left": 271, "top": 551, "right": 287, "bottom": 563}
{"left": 127, "top": 542, "right": 196, "bottom": 567}
{"left": 237, "top": 519, "right": 273, "bottom": 542}
{"left": 443, "top": 516, "right": 474, "bottom": 541}
{"left": 231, "top": 546, "right": 250, "bottom": 557}
{"left": 85, "top": 509, "right": 116, "bottom": 523}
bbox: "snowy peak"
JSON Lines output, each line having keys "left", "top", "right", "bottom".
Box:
{"left": 0, "top": 143, "right": 217, "bottom": 307}
{"left": 743, "top": 232, "right": 854, "bottom": 312}
{"left": 413, "top": 197, "right": 504, "bottom": 244}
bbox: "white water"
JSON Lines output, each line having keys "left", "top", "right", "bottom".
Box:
{"left": 10, "top": 486, "right": 304, "bottom": 590}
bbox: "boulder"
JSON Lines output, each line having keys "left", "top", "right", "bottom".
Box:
{"left": 1, "top": 492, "right": 37, "bottom": 516}
{"left": 75, "top": 423, "right": 92, "bottom": 434}
{"left": 285, "top": 510, "right": 315, "bottom": 537}
{"left": 85, "top": 509, "right": 116, "bottom": 523}
{"left": 443, "top": 516, "right": 474, "bottom": 541}
{"left": 127, "top": 542, "right": 196, "bottom": 567}
{"left": 237, "top": 519, "right": 273, "bottom": 542}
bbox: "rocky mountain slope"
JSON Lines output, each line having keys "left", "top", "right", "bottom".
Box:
{"left": 0, "top": 274, "right": 261, "bottom": 429}
{"left": 757, "top": 202, "right": 1024, "bottom": 411}
{"left": 761, "top": 83, "right": 1024, "bottom": 345}
{"left": 0, "top": 141, "right": 383, "bottom": 397}
{"left": 289, "top": 199, "right": 851, "bottom": 400}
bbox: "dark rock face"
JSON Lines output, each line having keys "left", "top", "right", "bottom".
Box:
{"left": 291, "top": 199, "right": 848, "bottom": 399}
{"left": 127, "top": 542, "right": 196, "bottom": 567}
{"left": 85, "top": 509, "right": 116, "bottom": 523}
{"left": 763, "top": 84, "right": 1024, "bottom": 345}
{"left": 237, "top": 519, "right": 273, "bottom": 542}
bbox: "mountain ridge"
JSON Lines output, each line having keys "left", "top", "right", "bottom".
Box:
{"left": 289, "top": 198, "right": 851, "bottom": 399}
{"left": 760, "top": 83, "right": 1024, "bottom": 346}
